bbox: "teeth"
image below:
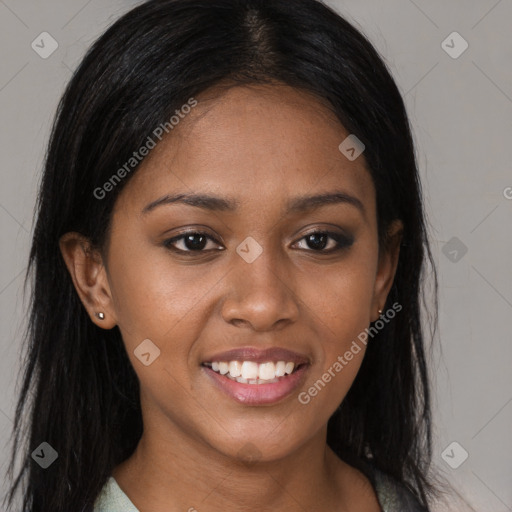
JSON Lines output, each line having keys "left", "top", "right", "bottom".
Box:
{"left": 275, "top": 361, "right": 286, "bottom": 377}
{"left": 208, "top": 360, "right": 298, "bottom": 382}
{"left": 241, "top": 361, "right": 258, "bottom": 380}
{"left": 259, "top": 362, "right": 275, "bottom": 380}
{"left": 228, "top": 361, "right": 242, "bottom": 378}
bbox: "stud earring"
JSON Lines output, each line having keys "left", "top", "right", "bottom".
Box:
{"left": 378, "top": 309, "right": 383, "bottom": 315}
{"left": 95, "top": 312, "right": 105, "bottom": 320}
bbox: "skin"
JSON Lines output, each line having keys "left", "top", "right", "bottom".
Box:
{"left": 60, "top": 83, "right": 402, "bottom": 512}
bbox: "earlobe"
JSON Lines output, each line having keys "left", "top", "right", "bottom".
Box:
{"left": 371, "top": 220, "right": 403, "bottom": 322}
{"left": 59, "top": 232, "right": 117, "bottom": 329}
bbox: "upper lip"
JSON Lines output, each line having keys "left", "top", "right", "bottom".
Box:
{"left": 203, "top": 347, "right": 311, "bottom": 365}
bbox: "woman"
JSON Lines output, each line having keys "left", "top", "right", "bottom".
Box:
{"left": 7, "top": 0, "right": 441, "bottom": 510}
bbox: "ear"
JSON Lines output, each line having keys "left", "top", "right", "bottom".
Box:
{"left": 59, "top": 232, "right": 117, "bottom": 329}
{"left": 371, "top": 219, "right": 403, "bottom": 322}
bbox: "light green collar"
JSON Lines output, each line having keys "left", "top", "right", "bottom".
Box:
{"left": 93, "top": 477, "right": 139, "bottom": 512}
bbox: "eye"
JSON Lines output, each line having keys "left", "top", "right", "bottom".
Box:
{"left": 163, "top": 231, "right": 223, "bottom": 253}
{"left": 163, "top": 229, "right": 353, "bottom": 255}
{"left": 293, "top": 230, "right": 354, "bottom": 253}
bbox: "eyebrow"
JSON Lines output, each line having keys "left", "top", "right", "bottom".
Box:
{"left": 141, "top": 190, "right": 365, "bottom": 217}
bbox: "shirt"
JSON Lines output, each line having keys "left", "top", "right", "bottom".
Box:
{"left": 93, "top": 464, "right": 427, "bottom": 512}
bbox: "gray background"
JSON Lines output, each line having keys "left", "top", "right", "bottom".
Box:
{"left": 1, "top": 1, "right": 511, "bottom": 510}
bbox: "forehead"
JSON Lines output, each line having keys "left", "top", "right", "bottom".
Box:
{"left": 116, "top": 83, "right": 375, "bottom": 219}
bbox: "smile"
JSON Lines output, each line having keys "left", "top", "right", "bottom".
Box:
{"left": 201, "top": 347, "right": 311, "bottom": 405}
{"left": 203, "top": 360, "right": 299, "bottom": 384}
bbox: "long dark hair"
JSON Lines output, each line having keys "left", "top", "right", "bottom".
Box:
{"left": 6, "top": 0, "right": 439, "bottom": 510}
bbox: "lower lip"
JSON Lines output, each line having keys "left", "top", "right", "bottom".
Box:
{"left": 202, "top": 365, "right": 309, "bottom": 405}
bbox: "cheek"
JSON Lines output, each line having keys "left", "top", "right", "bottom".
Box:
{"left": 107, "top": 239, "right": 209, "bottom": 348}
{"left": 299, "top": 319, "right": 368, "bottom": 424}
{"left": 295, "top": 253, "right": 376, "bottom": 409}
{"left": 298, "top": 251, "right": 377, "bottom": 337}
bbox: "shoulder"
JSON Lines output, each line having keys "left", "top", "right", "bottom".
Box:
{"left": 93, "top": 477, "right": 139, "bottom": 512}
{"left": 361, "top": 461, "right": 429, "bottom": 512}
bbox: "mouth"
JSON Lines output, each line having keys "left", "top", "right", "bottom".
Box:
{"left": 201, "top": 347, "right": 311, "bottom": 405}
{"left": 202, "top": 360, "right": 306, "bottom": 384}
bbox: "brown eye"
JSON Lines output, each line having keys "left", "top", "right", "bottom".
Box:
{"left": 294, "top": 230, "right": 354, "bottom": 252}
{"left": 164, "top": 231, "right": 223, "bottom": 253}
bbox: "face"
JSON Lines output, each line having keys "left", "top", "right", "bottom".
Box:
{"left": 64, "top": 83, "right": 401, "bottom": 463}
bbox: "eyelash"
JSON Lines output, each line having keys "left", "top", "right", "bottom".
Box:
{"left": 163, "top": 229, "right": 354, "bottom": 255}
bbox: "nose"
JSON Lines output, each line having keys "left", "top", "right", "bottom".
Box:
{"left": 221, "top": 248, "right": 300, "bottom": 332}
